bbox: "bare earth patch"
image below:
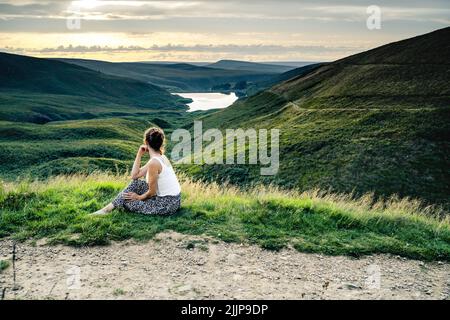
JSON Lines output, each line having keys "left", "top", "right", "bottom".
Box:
{"left": 0, "top": 232, "right": 449, "bottom": 300}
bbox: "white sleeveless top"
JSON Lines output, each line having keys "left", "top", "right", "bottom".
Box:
{"left": 151, "top": 156, "right": 181, "bottom": 197}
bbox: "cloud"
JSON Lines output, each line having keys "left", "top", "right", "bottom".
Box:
{"left": 1, "top": 41, "right": 368, "bottom": 62}
{"left": 0, "top": 2, "right": 66, "bottom": 16}
{"left": 3, "top": 43, "right": 361, "bottom": 55}
{"left": 0, "top": 0, "right": 448, "bottom": 23}
{"left": 0, "top": 0, "right": 448, "bottom": 61}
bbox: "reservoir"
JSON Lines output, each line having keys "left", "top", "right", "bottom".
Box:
{"left": 174, "top": 92, "right": 238, "bottom": 112}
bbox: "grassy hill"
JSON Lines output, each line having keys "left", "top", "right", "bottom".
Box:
{"left": 1, "top": 173, "right": 449, "bottom": 260}
{"left": 0, "top": 109, "right": 205, "bottom": 179}
{"left": 0, "top": 118, "right": 143, "bottom": 179}
{"left": 55, "top": 58, "right": 281, "bottom": 92}
{"left": 187, "top": 27, "right": 450, "bottom": 208}
{"left": 0, "top": 52, "right": 188, "bottom": 123}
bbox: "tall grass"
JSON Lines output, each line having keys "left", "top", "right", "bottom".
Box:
{"left": 0, "top": 173, "right": 449, "bottom": 261}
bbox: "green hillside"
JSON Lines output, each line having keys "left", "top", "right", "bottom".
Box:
{"left": 0, "top": 108, "right": 204, "bottom": 179}
{"left": 55, "top": 58, "right": 280, "bottom": 92}
{"left": 0, "top": 52, "right": 188, "bottom": 123}
{"left": 187, "top": 27, "right": 450, "bottom": 208}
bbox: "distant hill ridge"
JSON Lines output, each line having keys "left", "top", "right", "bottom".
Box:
{"left": 267, "top": 27, "right": 450, "bottom": 108}
{"left": 340, "top": 27, "right": 450, "bottom": 65}
{"left": 0, "top": 52, "right": 185, "bottom": 109}
{"left": 54, "top": 58, "right": 289, "bottom": 92}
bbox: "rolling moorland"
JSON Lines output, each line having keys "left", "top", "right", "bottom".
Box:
{"left": 55, "top": 58, "right": 294, "bottom": 93}
{"left": 0, "top": 28, "right": 449, "bottom": 260}
{"left": 0, "top": 52, "right": 191, "bottom": 124}
{"left": 0, "top": 53, "right": 302, "bottom": 179}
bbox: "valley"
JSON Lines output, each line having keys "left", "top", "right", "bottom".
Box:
{"left": 0, "top": 28, "right": 449, "bottom": 212}
{"left": 54, "top": 58, "right": 296, "bottom": 93}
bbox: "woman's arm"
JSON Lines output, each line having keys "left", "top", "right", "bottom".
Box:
{"left": 124, "top": 160, "right": 161, "bottom": 201}
{"left": 130, "top": 145, "right": 149, "bottom": 180}
{"left": 139, "top": 160, "right": 160, "bottom": 200}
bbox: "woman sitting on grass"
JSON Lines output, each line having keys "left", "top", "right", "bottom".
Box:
{"left": 92, "top": 127, "right": 181, "bottom": 216}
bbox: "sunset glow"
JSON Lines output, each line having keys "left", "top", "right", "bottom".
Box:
{"left": 0, "top": 0, "right": 448, "bottom": 62}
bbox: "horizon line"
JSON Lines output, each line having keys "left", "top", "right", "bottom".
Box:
{"left": 0, "top": 51, "right": 323, "bottom": 64}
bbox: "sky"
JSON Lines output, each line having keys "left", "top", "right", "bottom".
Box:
{"left": 0, "top": 0, "right": 448, "bottom": 62}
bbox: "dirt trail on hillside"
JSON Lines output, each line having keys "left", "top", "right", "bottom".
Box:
{"left": 0, "top": 232, "right": 449, "bottom": 300}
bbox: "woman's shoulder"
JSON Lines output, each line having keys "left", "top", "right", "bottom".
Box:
{"left": 149, "top": 157, "right": 163, "bottom": 169}
{"left": 161, "top": 155, "right": 173, "bottom": 167}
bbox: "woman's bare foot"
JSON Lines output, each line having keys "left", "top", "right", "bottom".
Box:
{"left": 91, "top": 203, "right": 114, "bottom": 216}
{"left": 91, "top": 209, "right": 110, "bottom": 216}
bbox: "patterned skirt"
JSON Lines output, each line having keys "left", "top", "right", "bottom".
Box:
{"left": 112, "top": 179, "right": 181, "bottom": 216}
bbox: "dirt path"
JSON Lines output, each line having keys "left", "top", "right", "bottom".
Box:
{"left": 0, "top": 232, "right": 449, "bottom": 300}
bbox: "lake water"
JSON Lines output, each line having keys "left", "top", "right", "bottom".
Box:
{"left": 174, "top": 92, "right": 238, "bottom": 112}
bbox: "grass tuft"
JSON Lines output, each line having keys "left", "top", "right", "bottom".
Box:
{"left": 0, "top": 259, "right": 10, "bottom": 273}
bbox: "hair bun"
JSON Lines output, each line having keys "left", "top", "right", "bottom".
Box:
{"left": 144, "top": 127, "right": 165, "bottom": 154}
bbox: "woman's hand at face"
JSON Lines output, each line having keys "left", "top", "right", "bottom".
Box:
{"left": 138, "top": 145, "right": 149, "bottom": 155}
{"left": 123, "top": 192, "right": 142, "bottom": 201}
